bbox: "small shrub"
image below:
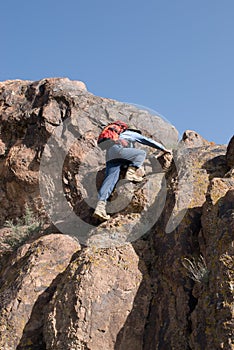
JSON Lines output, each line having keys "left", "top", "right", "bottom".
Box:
{"left": 182, "top": 255, "right": 209, "bottom": 283}
{"left": 4, "top": 206, "right": 42, "bottom": 249}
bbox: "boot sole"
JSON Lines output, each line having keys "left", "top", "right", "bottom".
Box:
{"left": 93, "top": 212, "right": 110, "bottom": 221}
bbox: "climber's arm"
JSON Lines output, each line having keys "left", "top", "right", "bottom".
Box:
{"left": 121, "top": 130, "right": 171, "bottom": 153}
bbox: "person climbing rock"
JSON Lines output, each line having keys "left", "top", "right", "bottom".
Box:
{"left": 93, "top": 121, "right": 172, "bottom": 221}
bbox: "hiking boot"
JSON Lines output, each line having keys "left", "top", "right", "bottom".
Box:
{"left": 93, "top": 200, "right": 110, "bottom": 221}
{"left": 125, "top": 166, "right": 144, "bottom": 182}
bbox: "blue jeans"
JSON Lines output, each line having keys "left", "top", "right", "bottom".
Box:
{"left": 98, "top": 145, "right": 146, "bottom": 201}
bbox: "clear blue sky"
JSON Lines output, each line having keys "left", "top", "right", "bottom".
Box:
{"left": 1, "top": 0, "right": 233, "bottom": 144}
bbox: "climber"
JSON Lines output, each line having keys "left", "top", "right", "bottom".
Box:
{"left": 93, "top": 122, "right": 172, "bottom": 221}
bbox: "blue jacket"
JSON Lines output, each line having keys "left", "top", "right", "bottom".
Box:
{"left": 119, "top": 130, "right": 167, "bottom": 152}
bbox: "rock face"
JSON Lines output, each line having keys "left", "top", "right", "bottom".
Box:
{"left": 0, "top": 234, "right": 80, "bottom": 350}
{"left": 0, "top": 78, "right": 233, "bottom": 349}
{"left": 190, "top": 181, "right": 234, "bottom": 349}
{"left": 44, "top": 244, "right": 151, "bottom": 350}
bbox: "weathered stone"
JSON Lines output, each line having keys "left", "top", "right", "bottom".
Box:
{"left": 165, "top": 143, "right": 227, "bottom": 233}
{"left": 0, "top": 139, "right": 5, "bottom": 155}
{"left": 0, "top": 234, "right": 80, "bottom": 350}
{"left": 0, "top": 77, "right": 178, "bottom": 227}
{"left": 137, "top": 142, "right": 230, "bottom": 349}
{"left": 180, "top": 129, "right": 211, "bottom": 148}
{"left": 0, "top": 78, "right": 233, "bottom": 350}
{"left": 44, "top": 244, "right": 151, "bottom": 350}
{"left": 189, "top": 181, "right": 234, "bottom": 350}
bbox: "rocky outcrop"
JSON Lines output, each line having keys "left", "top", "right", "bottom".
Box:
{"left": 181, "top": 129, "right": 211, "bottom": 148}
{"left": 44, "top": 243, "right": 151, "bottom": 350}
{"left": 0, "top": 234, "right": 80, "bottom": 350}
{"left": 0, "top": 77, "right": 177, "bottom": 230}
{"left": 190, "top": 180, "right": 234, "bottom": 349}
{"left": 0, "top": 78, "right": 233, "bottom": 349}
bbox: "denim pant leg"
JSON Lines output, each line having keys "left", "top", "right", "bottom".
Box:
{"left": 106, "top": 144, "right": 146, "bottom": 168}
{"left": 98, "top": 161, "right": 121, "bottom": 201}
{"left": 118, "top": 147, "right": 146, "bottom": 168}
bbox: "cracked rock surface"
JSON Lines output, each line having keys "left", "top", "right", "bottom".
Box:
{"left": 0, "top": 78, "right": 233, "bottom": 349}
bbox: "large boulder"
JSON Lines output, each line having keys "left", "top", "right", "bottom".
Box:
{"left": 180, "top": 129, "right": 211, "bottom": 148}
{"left": 0, "top": 234, "right": 80, "bottom": 350}
{"left": 44, "top": 243, "right": 151, "bottom": 350}
{"left": 0, "top": 78, "right": 178, "bottom": 231}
